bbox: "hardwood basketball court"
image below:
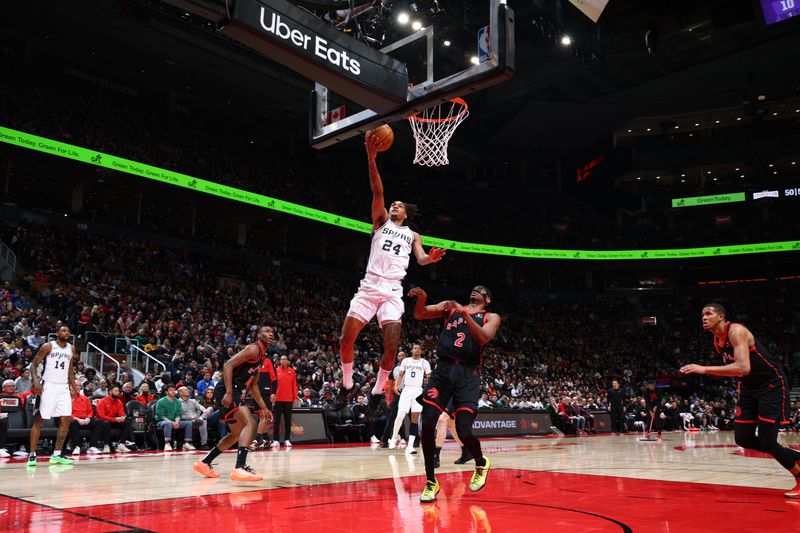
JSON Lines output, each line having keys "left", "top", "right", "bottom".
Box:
{"left": 2, "top": 432, "right": 800, "bottom": 532}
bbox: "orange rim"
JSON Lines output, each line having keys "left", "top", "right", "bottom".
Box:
{"left": 408, "top": 97, "right": 469, "bottom": 124}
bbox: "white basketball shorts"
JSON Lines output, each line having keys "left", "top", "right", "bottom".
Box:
{"left": 37, "top": 382, "right": 72, "bottom": 419}
{"left": 398, "top": 386, "right": 423, "bottom": 415}
{"left": 346, "top": 274, "right": 404, "bottom": 327}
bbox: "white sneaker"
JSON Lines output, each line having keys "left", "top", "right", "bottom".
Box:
{"left": 13, "top": 449, "right": 28, "bottom": 457}
{"left": 0, "top": 448, "right": 10, "bottom": 458}
{"left": 116, "top": 443, "right": 131, "bottom": 453}
{"left": 405, "top": 435, "right": 416, "bottom": 454}
{"left": 388, "top": 437, "right": 397, "bottom": 450}
{"left": 284, "top": 440, "right": 292, "bottom": 448}
{"left": 271, "top": 440, "right": 280, "bottom": 448}
{"left": 72, "top": 446, "right": 81, "bottom": 455}
{"left": 164, "top": 442, "right": 173, "bottom": 452}
{"left": 182, "top": 442, "right": 196, "bottom": 451}
{"left": 87, "top": 447, "right": 101, "bottom": 454}
{"left": 102, "top": 445, "right": 110, "bottom": 454}
{"left": 370, "top": 435, "right": 380, "bottom": 443}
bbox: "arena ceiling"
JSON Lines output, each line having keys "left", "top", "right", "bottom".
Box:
{"left": 3, "top": 0, "right": 799, "bottom": 155}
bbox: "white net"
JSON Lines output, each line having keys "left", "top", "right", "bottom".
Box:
{"left": 407, "top": 98, "right": 469, "bottom": 167}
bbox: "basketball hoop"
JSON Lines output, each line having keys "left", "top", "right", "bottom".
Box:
{"left": 407, "top": 97, "right": 469, "bottom": 167}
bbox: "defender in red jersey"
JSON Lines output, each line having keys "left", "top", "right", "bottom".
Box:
{"left": 194, "top": 326, "right": 274, "bottom": 482}
{"left": 680, "top": 303, "right": 800, "bottom": 499}
{"left": 408, "top": 285, "right": 501, "bottom": 502}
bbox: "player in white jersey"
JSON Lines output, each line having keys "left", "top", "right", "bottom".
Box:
{"left": 27, "top": 326, "right": 79, "bottom": 467}
{"left": 335, "top": 132, "right": 445, "bottom": 412}
{"left": 389, "top": 344, "right": 431, "bottom": 453}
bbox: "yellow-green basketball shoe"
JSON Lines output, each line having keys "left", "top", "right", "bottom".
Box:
{"left": 469, "top": 456, "right": 490, "bottom": 492}
{"left": 420, "top": 479, "right": 440, "bottom": 502}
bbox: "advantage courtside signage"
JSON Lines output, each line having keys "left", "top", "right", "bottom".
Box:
{"left": 221, "top": 0, "right": 408, "bottom": 114}
{"left": 1, "top": 126, "right": 799, "bottom": 261}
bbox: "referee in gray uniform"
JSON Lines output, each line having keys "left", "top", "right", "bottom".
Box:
{"left": 380, "top": 351, "right": 406, "bottom": 447}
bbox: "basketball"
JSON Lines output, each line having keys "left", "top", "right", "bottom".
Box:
{"left": 367, "top": 124, "right": 394, "bottom": 152}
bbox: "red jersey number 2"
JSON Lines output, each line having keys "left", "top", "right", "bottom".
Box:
{"left": 454, "top": 333, "right": 465, "bottom": 348}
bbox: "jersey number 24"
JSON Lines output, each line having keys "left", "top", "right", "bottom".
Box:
{"left": 382, "top": 240, "right": 402, "bottom": 256}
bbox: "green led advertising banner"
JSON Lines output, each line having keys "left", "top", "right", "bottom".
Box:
{"left": 671, "top": 192, "right": 746, "bottom": 208}
{"left": 1, "top": 126, "right": 798, "bottom": 261}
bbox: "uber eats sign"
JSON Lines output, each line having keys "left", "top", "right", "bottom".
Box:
{"left": 222, "top": 0, "right": 408, "bottom": 114}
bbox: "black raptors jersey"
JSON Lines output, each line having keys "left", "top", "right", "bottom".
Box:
{"left": 232, "top": 339, "right": 268, "bottom": 390}
{"left": 437, "top": 309, "right": 487, "bottom": 366}
{"left": 713, "top": 322, "right": 787, "bottom": 391}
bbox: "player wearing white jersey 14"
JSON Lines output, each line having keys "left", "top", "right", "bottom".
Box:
{"left": 27, "top": 326, "right": 79, "bottom": 467}
{"left": 335, "top": 132, "right": 446, "bottom": 414}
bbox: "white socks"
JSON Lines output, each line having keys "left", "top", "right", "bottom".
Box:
{"left": 372, "top": 368, "right": 390, "bottom": 396}
{"left": 342, "top": 362, "right": 354, "bottom": 389}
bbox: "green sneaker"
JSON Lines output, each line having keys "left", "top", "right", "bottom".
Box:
{"left": 469, "top": 456, "right": 490, "bottom": 492}
{"left": 49, "top": 455, "right": 75, "bottom": 465}
{"left": 26, "top": 455, "right": 37, "bottom": 467}
{"left": 420, "top": 479, "right": 440, "bottom": 502}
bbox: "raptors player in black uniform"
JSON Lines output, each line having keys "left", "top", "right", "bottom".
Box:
{"left": 408, "top": 286, "right": 501, "bottom": 502}
{"left": 193, "top": 326, "right": 274, "bottom": 482}
{"left": 681, "top": 303, "right": 800, "bottom": 499}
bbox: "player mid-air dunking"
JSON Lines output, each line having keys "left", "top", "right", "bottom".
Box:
{"left": 681, "top": 303, "right": 800, "bottom": 499}
{"left": 335, "top": 132, "right": 446, "bottom": 412}
{"left": 409, "top": 286, "right": 501, "bottom": 502}
{"left": 194, "top": 326, "right": 274, "bottom": 482}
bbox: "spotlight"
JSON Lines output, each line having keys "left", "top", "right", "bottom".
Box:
{"left": 397, "top": 12, "right": 410, "bottom": 25}
{"left": 443, "top": 40, "right": 451, "bottom": 47}
{"left": 411, "top": 20, "right": 422, "bottom": 31}
{"left": 561, "top": 35, "right": 572, "bottom": 46}
{"left": 470, "top": 55, "right": 480, "bottom": 65}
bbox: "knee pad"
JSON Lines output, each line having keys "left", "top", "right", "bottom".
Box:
{"left": 455, "top": 412, "right": 475, "bottom": 439}
{"left": 756, "top": 423, "right": 780, "bottom": 452}
{"left": 421, "top": 405, "right": 442, "bottom": 428}
{"left": 734, "top": 426, "right": 758, "bottom": 450}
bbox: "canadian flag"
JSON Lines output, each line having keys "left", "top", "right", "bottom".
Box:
{"left": 325, "top": 105, "right": 345, "bottom": 125}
